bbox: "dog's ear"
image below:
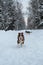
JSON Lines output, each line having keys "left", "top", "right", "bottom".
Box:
{"left": 21, "top": 32, "right": 23, "bottom": 36}
{"left": 18, "top": 33, "right": 20, "bottom": 36}
{"left": 18, "top": 33, "right": 20, "bottom": 41}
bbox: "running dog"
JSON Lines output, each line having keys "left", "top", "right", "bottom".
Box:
{"left": 17, "top": 32, "right": 24, "bottom": 46}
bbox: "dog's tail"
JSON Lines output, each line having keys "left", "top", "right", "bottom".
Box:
{"left": 25, "top": 31, "right": 32, "bottom": 34}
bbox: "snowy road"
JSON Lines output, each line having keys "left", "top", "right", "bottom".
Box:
{"left": 0, "top": 30, "right": 43, "bottom": 65}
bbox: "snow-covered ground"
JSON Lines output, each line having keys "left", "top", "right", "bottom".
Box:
{"left": 0, "top": 30, "right": 43, "bottom": 65}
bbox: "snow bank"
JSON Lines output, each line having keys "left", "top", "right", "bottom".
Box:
{"left": 0, "top": 30, "right": 43, "bottom": 65}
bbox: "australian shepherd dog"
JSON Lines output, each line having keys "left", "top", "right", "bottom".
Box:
{"left": 17, "top": 32, "right": 24, "bottom": 47}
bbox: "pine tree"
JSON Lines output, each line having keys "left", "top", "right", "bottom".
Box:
{"left": 0, "top": 0, "right": 25, "bottom": 30}
{"left": 0, "top": 0, "right": 5, "bottom": 30}
{"left": 15, "top": 2, "right": 25, "bottom": 30}
{"left": 27, "top": 0, "right": 41, "bottom": 29}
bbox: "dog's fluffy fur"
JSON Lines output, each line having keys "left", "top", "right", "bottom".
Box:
{"left": 17, "top": 32, "right": 24, "bottom": 46}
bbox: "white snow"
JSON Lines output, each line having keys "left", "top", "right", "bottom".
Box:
{"left": 0, "top": 30, "right": 43, "bottom": 65}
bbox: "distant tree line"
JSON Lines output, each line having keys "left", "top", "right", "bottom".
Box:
{"left": 0, "top": 0, "right": 25, "bottom": 31}
{"left": 27, "top": 0, "right": 43, "bottom": 29}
